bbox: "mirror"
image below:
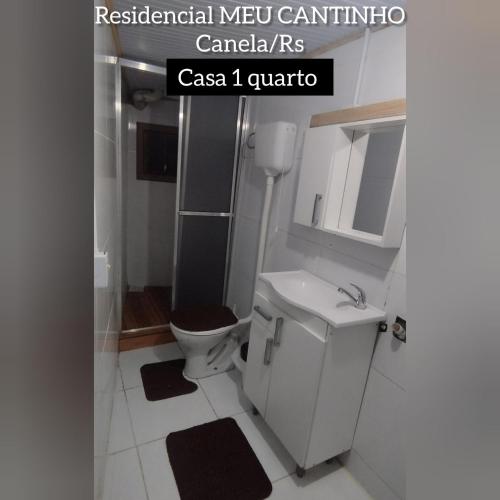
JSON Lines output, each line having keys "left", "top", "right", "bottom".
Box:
{"left": 352, "top": 125, "right": 404, "bottom": 235}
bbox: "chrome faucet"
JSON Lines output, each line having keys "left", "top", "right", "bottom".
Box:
{"left": 338, "top": 283, "right": 367, "bottom": 309}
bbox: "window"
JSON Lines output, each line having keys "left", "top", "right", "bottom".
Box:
{"left": 136, "top": 122, "right": 178, "bottom": 182}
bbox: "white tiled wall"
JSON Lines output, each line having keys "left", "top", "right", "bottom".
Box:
{"left": 94, "top": 6, "right": 120, "bottom": 499}
{"left": 227, "top": 26, "right": 406, "bottom": 500}
{"left": 124, "top": 100, "right": 179, "bottom": 289}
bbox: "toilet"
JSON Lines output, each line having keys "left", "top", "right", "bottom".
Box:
{"left": 170, "top": 305, "right": 242, "bottom": 379}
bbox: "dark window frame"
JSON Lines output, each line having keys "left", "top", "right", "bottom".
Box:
{"left": 136, "top": 122, "right": 178, "bottom": 183}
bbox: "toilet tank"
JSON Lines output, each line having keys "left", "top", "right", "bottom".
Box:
{"left": 254, "top": 121, "right": 297, "bottom": 176}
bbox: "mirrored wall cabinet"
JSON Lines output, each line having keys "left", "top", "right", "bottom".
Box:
{"left": 294, "top": 99, "right": 406, "bottom": 248}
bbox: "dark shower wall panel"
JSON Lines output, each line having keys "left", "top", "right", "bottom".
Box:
{"left": 180, "top": 96, "right": 240, "bottom": 213}
{"left": 175, "top": 216, "right": 230, "bottom": 308}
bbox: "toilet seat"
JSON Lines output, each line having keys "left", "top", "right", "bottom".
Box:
{"left": 170, "top": 305, "right": 238, "bottom": 333}
{"left": 170, "top": 324, "right": 234, "bottom": 337}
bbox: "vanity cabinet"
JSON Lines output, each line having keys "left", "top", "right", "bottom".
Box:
{"left": 242, "top": 318, "right": 272, "bottom": 416}
{"left": 243, "top": 284, "right": 378, "bottom": 472}
{"left": 264, "top": 316, "right": 325, "bottom": 464}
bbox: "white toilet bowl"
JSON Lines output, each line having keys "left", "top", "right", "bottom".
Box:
{"left": 170, "top": 305, "right": 240, "bottom": 379}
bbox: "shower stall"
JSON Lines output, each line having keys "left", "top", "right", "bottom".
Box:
{"left": 116, "top": 58, "right": 248, "bottom": 332}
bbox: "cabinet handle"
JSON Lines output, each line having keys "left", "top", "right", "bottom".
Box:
{"left": 311, "top": 193, "right": 323, "bottom": 226}
{"left": 263, "top": 338, "right": 273, "bottom": 365}
{"left": 273, "top": 317, "right": 284, "bottom": 346}
{"left": 254, "top": 305, "right": 272, "bottom": 322}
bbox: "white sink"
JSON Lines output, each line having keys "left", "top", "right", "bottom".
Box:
{"left": 259, "top": 270, "right": 386, "bottom": 328}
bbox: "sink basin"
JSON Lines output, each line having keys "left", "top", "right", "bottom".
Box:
{"left": 259, "top": 270, "right": 386, "bottom": 328}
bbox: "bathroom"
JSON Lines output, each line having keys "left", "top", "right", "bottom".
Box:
{"left": 94, "top": 6, "right": 406, "bottom": 500}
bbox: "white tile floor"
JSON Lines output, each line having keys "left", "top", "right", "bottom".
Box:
{"left": 104, "top": 345, "right": 373, "bottom": 500}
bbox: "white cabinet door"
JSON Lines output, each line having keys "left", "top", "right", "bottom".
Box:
{"left": 243, "top": 319, "right": 273, "bottom": 415}
{"left": 265, "top": 316, "right": 326, "bottom": 466}
{"left": 293, "top": 125, "right": 337, "bottom": 228}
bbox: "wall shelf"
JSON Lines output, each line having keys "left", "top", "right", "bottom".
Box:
{"left": 310, "top": 98, "right": 406, "bottom": 128}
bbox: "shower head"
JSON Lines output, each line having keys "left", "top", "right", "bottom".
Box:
{"left": 131, "top": 88, "right": 163, "bottom": 110}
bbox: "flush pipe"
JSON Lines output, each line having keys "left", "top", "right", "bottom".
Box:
{"left": 255, "top": 175, "right": 275, "bottom": 281}
{"left": 233, "top": 174, "right": 275, "bottom": 328}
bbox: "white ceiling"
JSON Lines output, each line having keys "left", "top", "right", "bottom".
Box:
{"left": 114, "top": 0, "right": 406, "bottom": 65}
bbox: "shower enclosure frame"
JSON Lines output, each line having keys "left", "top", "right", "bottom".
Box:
{"left": 172, "top": 95, "right": 248, "bottom": 309}
{"left": 114, "top": 57, "right": 250, "bottom": 319}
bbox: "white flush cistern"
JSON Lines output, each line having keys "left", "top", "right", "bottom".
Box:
{"left": 254, "top": 121, "right": 297, "bottom": 177}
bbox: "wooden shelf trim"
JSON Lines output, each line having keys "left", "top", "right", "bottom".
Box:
{"left": 310, "top": 99, "right": 406, "bottom": 128}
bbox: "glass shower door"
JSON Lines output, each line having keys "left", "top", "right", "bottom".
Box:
{"left": 173, "top": 95, "right": 245, "bottom": 309}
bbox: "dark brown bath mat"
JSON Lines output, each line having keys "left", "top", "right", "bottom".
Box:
{"left": 140, "top": 359, "right": 197, "bottom": 401}
{"left": 166, "top": 418, "right": 272, "bottom": 500}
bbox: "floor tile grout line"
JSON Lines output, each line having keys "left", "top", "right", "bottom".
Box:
{"left": 226, "top": 409, "right": 250, "bottom": 419}
{"left": 123, "top": 383, "right": 147, "bottom": 392}
{"left": 349, "top": 448, "right": 402, "bottom": 500}
{"left": 197, "top": 382, "right": 221, "bottom": 420}
{"left": 130, "top": 408, "right": 253, "bottom": 451}
{"left": 112, "top": 410, "right": 249, "bottom": 453}
{"left": 340, "top": 461, "right": 378, "bottom": 500}
{"left": 135, "top": 435, "right": 169, "bottom": 448}
{"left": 123, "top": 363, "right": 251, "bottom": 421}
{"left": 122, "top": 383, "right": 150, "bottom": 500}
{"left": 134, "top": 446, "right": 151, "bottom": 500}
{"left": 198, "top": 371, "right": 253, "bottom": 421}
{"left": 117, "top": 365, "right": 125, "bottom": 391}
{"left": 119, "top": 347, "right": 186, "bottom": 392}
{"left": 270, "top": 472, "right": 293, "bottom": 483}
{"left": 107, "top": 444, "right": 137, "bottom": 456}
{"left": 234, "top": 408, "right": 297, "bottom": 484}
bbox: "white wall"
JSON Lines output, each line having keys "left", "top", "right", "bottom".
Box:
{"left": 125, "top": 100, "right": 178, "bottom": 290}
{"left": 227, "top": 26, "right": 406, "bottom": 500}
{"left": 94, "top": 7, "right": 120, "bottom": 500}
